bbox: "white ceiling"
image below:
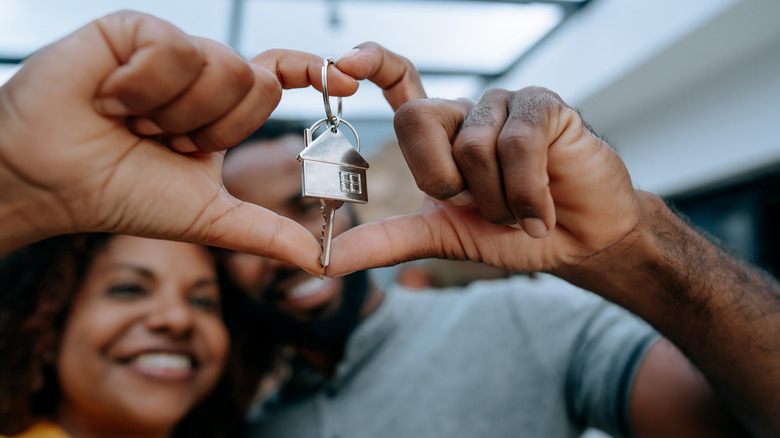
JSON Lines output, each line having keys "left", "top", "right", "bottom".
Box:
{"left": 0, "top": 0, "right": 581, "bottom": 119}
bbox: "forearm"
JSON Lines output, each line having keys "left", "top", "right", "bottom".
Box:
{"left": 556, "top": 190, "right": 780, "bottom": 437}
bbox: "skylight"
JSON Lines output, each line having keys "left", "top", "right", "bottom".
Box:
{"left": 0, "top": 0, "right": 584, "bottom": 119}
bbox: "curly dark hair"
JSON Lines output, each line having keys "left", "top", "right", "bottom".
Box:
{"left": 0, "top": 233, "right": 279, "bottom": 437}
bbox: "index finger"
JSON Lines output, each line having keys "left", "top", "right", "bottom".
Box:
{"left": 335, "top": 41, "right": 426, "bottom": 110}
{"left": 393, "top": 98, "right": 472, "bottom": 200}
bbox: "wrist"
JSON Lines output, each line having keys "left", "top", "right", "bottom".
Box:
{"left": 554, "top": 189, "right": 775, "bottom": 330}
{"left": 552, "top": 191, "right": 692, "bottom": 318}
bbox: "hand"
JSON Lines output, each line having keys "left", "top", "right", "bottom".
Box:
{"left": 327, "top": 86, "right": 641, "bottom": 276}
{"left": 329, "top": 84, "right": 780, "bottom": 437}
{"left": 0, "top": 10, "right": 360, "bottom": 274}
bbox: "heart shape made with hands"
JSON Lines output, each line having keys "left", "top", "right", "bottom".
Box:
{"left": 0, "top": 10, "right": 640, "bottom": 280}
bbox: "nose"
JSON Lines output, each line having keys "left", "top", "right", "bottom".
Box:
{"left": 145, "top": 292, "right": 194, "bottom": 338}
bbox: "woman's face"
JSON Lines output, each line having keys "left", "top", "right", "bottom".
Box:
{"left": 56, "top": 236, "right": 230, "bottom": 436}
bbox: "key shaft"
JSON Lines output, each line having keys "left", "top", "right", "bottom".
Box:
{"left": 320, "top": 199, "right": 344, "bottom": 267}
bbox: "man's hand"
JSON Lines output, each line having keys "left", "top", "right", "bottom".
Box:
{"left": 0, "top": 11, "right": 360, "bottom": 274}
{"left": 328, "top": 86, "right": 640, "bottom": 275}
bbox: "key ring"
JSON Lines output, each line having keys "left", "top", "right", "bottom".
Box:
{"left": 321, "top": 57, "right": 341, "bottom": 132}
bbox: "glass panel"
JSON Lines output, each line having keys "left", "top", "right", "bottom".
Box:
{"left": 0, "top": 0, "right": 230, "bottom": 57}
{"left": 240, "top": 1, "right": 563, "bottom": 74}
{"left": 0, "top": 0, "right": 567, "bottom": 111}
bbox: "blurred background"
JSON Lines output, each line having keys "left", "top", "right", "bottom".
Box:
{"left": 3, "top": 1, "right": 779, "bottom": 436}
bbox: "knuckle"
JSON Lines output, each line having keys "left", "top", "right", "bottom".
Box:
{"left": 496, "top": 125, "right": 540, "bottom": 150}
{"left": 452, "top": 138, "right": 492, "bottom": 164}
{"left": 253, "top": 66, "right": 283, "bottom": 104}
{"left": 172, "top": 40, "right": 203, "bottom": 69}
{"left": 229, "top": 59, "right": 255, "bottom": 93}
{"left": 463, "top": 88, "right": 513, "bottom": 128}
{"left": 482, "top": 87, "right": 514, "bottom": 102}
{"left": 162, "top": 33, "right": 206, "bottom": 72}
{"left": 518, "top": 85, "right": 560, "bottom": 103}
{"left": 464, "top": 104, "right": 497, "bottom": 128}
{"left": 393, "top": 99, "right": 436, "bottom": 130}
{"left": 509, "top": 86, "right": 570, "bottom": 125}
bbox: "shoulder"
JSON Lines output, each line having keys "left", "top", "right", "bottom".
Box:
{"left": 386, "top": 273, "right": 607, "bottom": 315}
{"left": 402, "top": 274, "right": 651, "bottom": 347}
{"left": 383, "top": 274, "right": 609, "bottom": 336}
{"left": 1, "top": 422, "right": 71, "bottom": 438}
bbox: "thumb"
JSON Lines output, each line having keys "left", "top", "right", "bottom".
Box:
{"left": 325, "top": 212, "right": 443, "bottom": 277}
{"left": 199, "top": 197, "right": 324, "bottom": 277}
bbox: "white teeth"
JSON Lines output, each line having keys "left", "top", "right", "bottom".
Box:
{"left": 288, "top": 277, "right": 328, "bottom": 299}
{"left": 132, "top": 353, "right": 192, "bottom": 371}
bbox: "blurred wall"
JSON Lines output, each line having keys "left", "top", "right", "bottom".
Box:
{"left": 489, "top": 0, "right": 780, "bottom": 196}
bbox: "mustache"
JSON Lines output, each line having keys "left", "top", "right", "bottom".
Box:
{"left": 258, "top": 267, "right": 301, "bottom": 301}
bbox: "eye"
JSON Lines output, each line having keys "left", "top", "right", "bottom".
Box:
{"left": 189, "top": 294, "right": 222, "bottom": 314}
{"left": 106, "top": 283, "right": 147, "bottom": 298}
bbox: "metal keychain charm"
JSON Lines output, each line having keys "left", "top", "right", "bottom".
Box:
{"left": 297, "top": 57, "right": 369, "bottom": 267}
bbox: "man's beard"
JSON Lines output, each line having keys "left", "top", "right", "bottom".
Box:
{"left": 248, "top": 269, "right": 370, "bottom": 351}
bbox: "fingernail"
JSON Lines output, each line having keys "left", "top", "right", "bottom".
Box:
{"left": 304, "top": 267, "right": 325, "bottom": 279}
{"left": 133, "top": 118, "right": 164, "bottom": 136}
{"left": 521, "top": 218, "right": 549, "bottom": 239}
{"left": 446, "top": 191, "right": 474, "bottom": 207}
{"left": 94, "top": 97, "right": 129, "bottom": 116}
{"left": 337, "top": 48, "right": 360, "bottom": 61}
{"left": 169, "top": 135, "right": 199, "bottom": 154}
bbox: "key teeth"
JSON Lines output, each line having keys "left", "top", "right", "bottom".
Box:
{"left": 320, "top": 203, "right": 327, "bottom": 249}
{"left": 319, "top": 203, "right": 328, "bottom": 268}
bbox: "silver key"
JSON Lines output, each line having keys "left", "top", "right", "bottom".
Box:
{"left": 297, "top": 57, "right": 369, "bottom": 267}
{"left": 319, "top": 199, "right": 343, "bottom": 267}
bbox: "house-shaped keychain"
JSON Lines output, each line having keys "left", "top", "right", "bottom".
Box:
{"left": 297, "top": 122, "right": 369, "bottom": 204}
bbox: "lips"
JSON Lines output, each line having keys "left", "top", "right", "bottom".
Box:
{"left": 126, "top": 352, "right": 196, "bottom": 380}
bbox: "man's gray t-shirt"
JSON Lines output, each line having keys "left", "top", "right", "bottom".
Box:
{"left": 247, "top": 274, "right": 658, "bottom": 438}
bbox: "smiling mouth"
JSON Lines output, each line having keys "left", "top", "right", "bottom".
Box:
{"left": 288, "top": 277, "right": 330, "bottom": 299}
{"left": 127, "top": 352, "right": 196, "bottom": 379}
